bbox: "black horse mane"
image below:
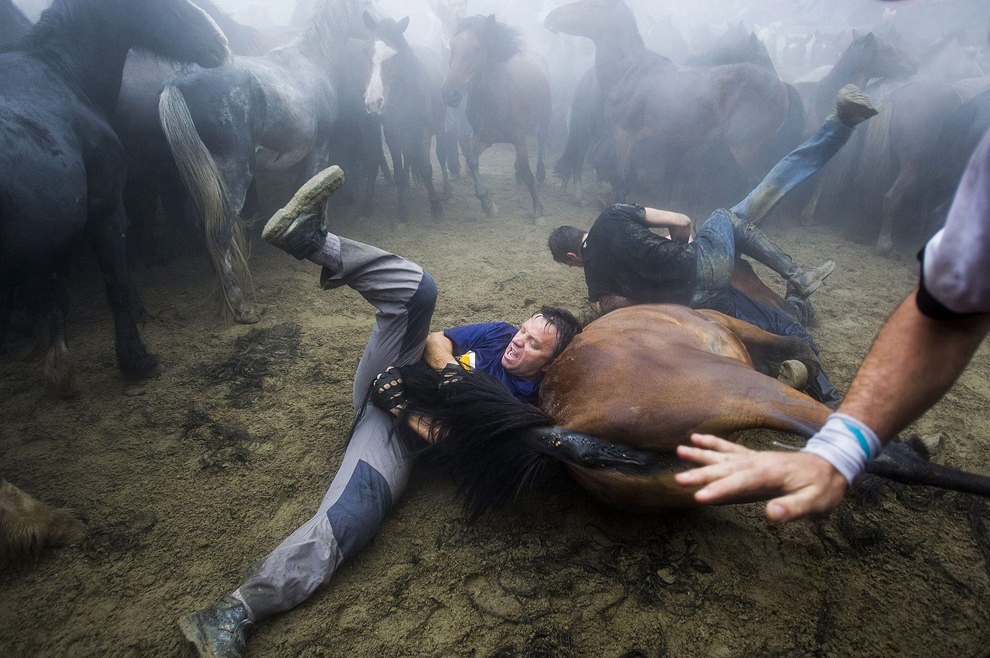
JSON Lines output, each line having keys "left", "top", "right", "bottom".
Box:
{"left": 298, "top": 0, "right": 360, "bottom": 64}
{"left": 355, "top": 362, "right": 557, "bottom": 521}
{"left": 456, "top": 15, "right": 524, "bottom": 63}
{"left": 195, "top": 0, "right": 264, "bottom": 56}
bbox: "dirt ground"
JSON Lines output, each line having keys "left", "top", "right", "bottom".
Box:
{"left": 3, "top": 144, "right": 990, "bottom": 658}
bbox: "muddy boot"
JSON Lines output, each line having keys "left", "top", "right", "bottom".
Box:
{"left": 788, "top": 261, "right": 835, "bottom": 298}
{"left": 262, "top": 166, "right": 345, "bottom": 260}
{"left": 733, "top": 216, "right": 835, "bottom": 297}
{"left": 830, "top": 84, "right": 878, "bottom": 128}
{"left": 178, "top": 595, "right": 253, "bottom": 658}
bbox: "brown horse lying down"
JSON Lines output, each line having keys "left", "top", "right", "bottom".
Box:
{"left": 0, "top": 480, "right": 86, "bottom": 561}
{"left": 391, "top": 305, "right": 990, "bottom": 516}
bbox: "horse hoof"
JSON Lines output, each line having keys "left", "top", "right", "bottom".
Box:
{"left": 875, "top": 237, "right": 894, "bottom": 257}
{"left": 235, "top": 308, "right": 260, "bottom": 325}
{"left": 777, "top": 359, "right": 810, "bottom": 390}
{"left": 431, "top": 203, "right": 443, "bottom": 219}
{"left": 533, "top": 215, "right": 546, "bottom": 226}
{"left": 120, "top": 349, "right": 160, "bottom": 381}
{"left": 482, "top": 200, "right": 498, "bottom": 218}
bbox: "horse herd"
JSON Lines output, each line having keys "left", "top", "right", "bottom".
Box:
{"left": 3, "top": 0, "right": 990, "bottom": 556}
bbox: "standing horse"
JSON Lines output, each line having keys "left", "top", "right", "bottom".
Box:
{"left": 112, "top": 0, "right": 266, "bottom": 264}
{"left": 441, "top": 15, "right": 552, "bottom": 220}
{"left": 158, "top": 0, "right": 374, "bottom": 323}
{"left": 0, "top": 0, "right": 229, "bottom": 394}
{"left": 544, "top": 0, "right": 799, "bottom": 207}
{"left": 395, "top": 305, "right": 990, "bottom": 515}
{"left": 363, "top": 13, "right": 451, "bottom": 220}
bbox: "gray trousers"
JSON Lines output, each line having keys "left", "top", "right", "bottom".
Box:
{"left": 235, "top": 238, "right": 437, "bottom": 621}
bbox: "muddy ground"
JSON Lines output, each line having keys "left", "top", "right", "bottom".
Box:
{"left": 3, "top": 144, "right": 990, "bottom": 657}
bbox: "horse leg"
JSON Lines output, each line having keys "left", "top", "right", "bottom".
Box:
{"left": 513, "top": 136, "right": 544, "bottom": 221}
{"left": 39, "top": 271, "right": 78, "bottom": 397}
{"left": 435, "top": 130, "right": 453, "bottom": 201}
{"left": 418, "top": 133, "right": 443, "bottom": 218}
{"left": 696, "top": 309, "right": 819, "bottom": 381}
{"left": 612, "top": 127, "right": 634, "bottom": 203}
{"left": 384, "top": 133, "right": 408, "bottom": 222}
{"left": 536, "top": 117, "right": 549, "bottom": 184}
{"left": 465, "top": 133, "right": 496, "bottom": 217}
{"left": 876, "top": 160, "right": 917, "bottom": 256}
{"left": 84, "top": 202, "right": 160, "bottom": 380}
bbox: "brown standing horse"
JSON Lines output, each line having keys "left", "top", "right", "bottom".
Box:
{"left": 441, "top": 15, "right": 552, "bottom": 220}
{"left": 544, "top": 0, "right": 799, "bottom": 204}
{"left": 397, "top": 305, "right": 990, "bottom": 515}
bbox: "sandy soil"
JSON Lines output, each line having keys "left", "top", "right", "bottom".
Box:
{"left": 3, "top": 144, "right": 990, "bottom": 657}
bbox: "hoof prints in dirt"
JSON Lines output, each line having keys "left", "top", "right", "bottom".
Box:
{"left": 200, "top": 323, "right": 302, "bottom": 408}
{"left": 83, "top": 513, "right": 157, "bottom": 557}
{"left": 182, "top": 409, "right": 268, "bottom": 471}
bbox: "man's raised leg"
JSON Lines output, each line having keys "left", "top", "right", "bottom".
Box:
{"left": 178, "top": 168, "right": 438, "bottom": 658}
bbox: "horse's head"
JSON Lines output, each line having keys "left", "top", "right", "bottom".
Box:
{"left": 842, "top": 31, "right": 919, "bottom": 85}
{"left": 544, "top": 0, "right": 629, "bottom": 41}
{"left": 362, "top": 12, "right": 408, "bottom": 115}
{"left": 442, "top": 15, "right": 523, "bottom": 108}
{"left": 127, "top": 0, "right": 230, "bottom": 68}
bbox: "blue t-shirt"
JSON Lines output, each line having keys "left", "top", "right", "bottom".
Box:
{"left": 443, "top": 322, "right": 542, "bottom": 405}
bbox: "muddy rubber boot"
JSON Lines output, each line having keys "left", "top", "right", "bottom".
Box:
{"left": 830, "top": 84, "right": 879, "bottom": 128}
{"left": 788, "top": 261, "right": 836, "bottom": 298}
{"left": 178, "top": 595, "right": 253, "bottom": 658}
{"left": 262, "top": 166, "right": 345, "bottom": 259}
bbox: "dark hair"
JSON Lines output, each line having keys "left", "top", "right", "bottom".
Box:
{"left": 536, "top": 306, "right": 581, "bottom": 361}
{"left": 547, "top": 225, "right": 586, "bottom": 263}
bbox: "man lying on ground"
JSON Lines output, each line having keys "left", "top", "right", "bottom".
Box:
{"left": 548, "top": 85, "right": 881, "bottom": 407}
{"left": 178, "top": 167, "right": 581, "bottom": 658}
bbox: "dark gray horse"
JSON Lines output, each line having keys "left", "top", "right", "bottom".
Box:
{"left": 112, "top": 0, "right": 266, "bottom": 264}
{"left": 363, "top": 13, "right": 451, "bottom": 221}
{"left": 441, "top": 15, "right": 551, "bottom": 220}
{"left": 0, "top": 0, "right": 229, "bottom": 395}
{"left": 0, "top": 0, "right": 30, "bottom": 45}
{"left": 158, "top": 0, "right": 376, "bottom": 323}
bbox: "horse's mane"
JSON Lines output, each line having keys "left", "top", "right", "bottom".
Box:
{"left": 297, "top": 0, "right": 361, "bottom": 63}
{"left": 194, "top": 0, "right": 264, "bottom": 56}
{"left": 0, "top": 0, "right": 31, "bottom": 45}
{"left": 455, "top": 15, "right": 524, "bottom": 63}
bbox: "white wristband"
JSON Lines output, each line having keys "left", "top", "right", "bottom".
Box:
{"left": 801, "top": 413, "right": 883, "bottom": 485}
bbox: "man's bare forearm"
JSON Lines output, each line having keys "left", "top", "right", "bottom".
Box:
{"left": 642, "top": 207, "right": 691, "bottom": 229}
{"left": 423, "top": 331, "right": 457, "bottom": 370}
{"left": 839, "top": 289, "right": 990, "bottom": 441}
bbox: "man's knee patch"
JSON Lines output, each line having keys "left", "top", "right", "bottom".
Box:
{"left": 325, "top": 460, "right": 393, "bottom": 560}
{"left": 401, "top": 270, "right": 437, "bottom": 355}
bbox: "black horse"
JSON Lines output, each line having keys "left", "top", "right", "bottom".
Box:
{"left": 111, "top": 0, "right": 266, "bottom": 264}
{"left": 0, "top": 0, "right": 30, "bottom": 45}
{"left": 0, "top": 0, "right": 229, "bottom": 395}
{"left": 363, "top": 13, "right": 451, "bottom": 220}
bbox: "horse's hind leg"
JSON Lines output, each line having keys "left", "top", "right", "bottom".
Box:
{"left": 876, "top": 160, "right": 917, "bottom": 256}
{"left": 696, "top": 309, "right": 819, "bottom": 381}
{"left": 85, "top": 202, "right": 159, "bottom": 381}
{"left": 418, "top": 133, "right": 443, "bottom": 218}
{"left": 465, "top": 133, "right": 496, "bottom": 217}
{"left": 536, "top": 119, "right": 549, "bottom": 184}
{"left": 38, "top": 271, "right": 77, "bottom": 397}
{"left": 384, "top": 134, "right": 409, "bottom": 222}
{"left": 435, "top": 130, "right": 453, "bottom": 200}
{"left": 513, "top": 136, "right": 544, "bottom": 221}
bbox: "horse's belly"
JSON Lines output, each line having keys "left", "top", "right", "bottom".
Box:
{"left": 567, "top": 461, "right": 698, "bottom": 512}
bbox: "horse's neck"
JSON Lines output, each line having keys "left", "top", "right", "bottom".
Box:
{"left": 816, "top": 51, "right": 864, "bottom": 115}
{"left": 31, "top": 23, "right": 131, "bottom": 116}
{"left": 593, "top": 33, "right": 655, "bottom": 93}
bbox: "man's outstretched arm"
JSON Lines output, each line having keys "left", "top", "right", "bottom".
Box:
{"left": 675, "top": 288, "right": 990, "bottom": 523}
{"left": 642, "top": 207, "right": 693, "bottom": 242}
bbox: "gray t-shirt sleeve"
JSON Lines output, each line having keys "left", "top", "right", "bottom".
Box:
{"left": 919, "top": 128, "right": 990, "bottom": 317}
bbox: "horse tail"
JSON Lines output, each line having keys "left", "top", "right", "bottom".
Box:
{"left": 158, "top": 84, "right": 251, "bottom": 320}
{"left": 857, "top": 98, "right": 896, "bottom": 220}
{"left": 760, "top": 82, "right": 806, "bottom": 170}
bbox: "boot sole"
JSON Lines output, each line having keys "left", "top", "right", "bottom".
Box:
{"left": 797, "top": 261, "right": 835, "bottom": 297}
{"left": 262, "top": 166, "right": 345, "bottom": 243}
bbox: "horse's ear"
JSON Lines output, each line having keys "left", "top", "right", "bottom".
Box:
{"left": 397, "top": 16, "right": 409, "bottom": 34}
{"left": 486, "top": 14, "right": 497, "bottom": 26}
{"left": 863, "top": 32, "right": 877, "bottom": 46}
{"left": 363, "top": 10, "right": 376, "bottom": 33}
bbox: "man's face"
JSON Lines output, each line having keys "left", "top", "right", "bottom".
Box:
{"left": 501, "top": 314, "right": 559, "bottom": 380}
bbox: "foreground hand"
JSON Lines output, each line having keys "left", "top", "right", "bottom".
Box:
{"left": 675, "top": 434, "right": 848, "bottom": 523}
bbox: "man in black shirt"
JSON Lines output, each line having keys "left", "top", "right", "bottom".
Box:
{"left": 548, "top": 85, "right": 880, "bottom": 405}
